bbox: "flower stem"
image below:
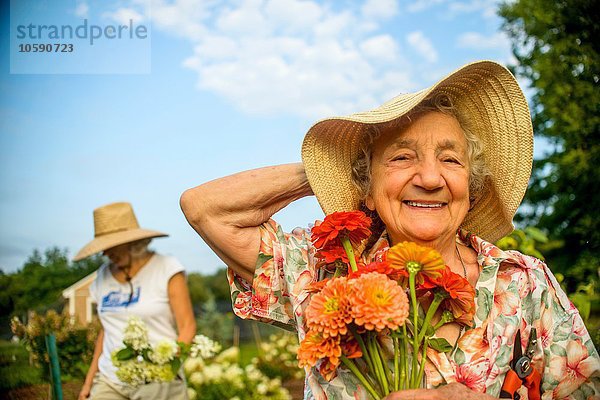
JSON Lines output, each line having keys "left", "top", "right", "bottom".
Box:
{"left": 417, "top": 293, "right": 444, "bottom": 343}
{"left": 369, "top": 334, "right": 389, "bottom": 395}
{"left": 375, "top": 337, "right": 392, "bottom": 390}
{"left": 341, "top": 236, "right": 358, "bottom": 272}
{"left": 416, "top": 337, "right": 429, "bottom": 387}
{"left": 341, "top": 355, "right": 382, "bottom": 400}
{"left": 393, "top": 336, "right": 399, "bottom": 391}
{"left": 350, "top": 326, "right": 375, "bottom": 375}
{"left": 402, "top": 324, "right": 409, "bottom": 389}
{"left": 409, "top": 272, "right": 419, "bottom": 387}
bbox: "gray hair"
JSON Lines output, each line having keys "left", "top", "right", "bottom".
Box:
{"left": 129, "top": 238, "right": 152, "bottom": 259}
{"left": 351, "top": 92, "right": 490, "bottom": 207}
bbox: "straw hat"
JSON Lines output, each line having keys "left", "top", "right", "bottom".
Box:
{"left": 302, "top": 60, "right": 533, "bottom": 243}
{"left": 73, "top": 202, "right": 167, "bottom": 261}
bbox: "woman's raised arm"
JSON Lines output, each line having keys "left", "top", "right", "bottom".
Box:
{"left": 180, "top": 162, "right": 313, "bottom": 282}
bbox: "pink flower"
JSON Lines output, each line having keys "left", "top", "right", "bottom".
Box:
{"left": 549, "top": 340, "right": 600, "bottom": 398}
{"left": 454, "top": 359, "right": 488, "bottom": 392}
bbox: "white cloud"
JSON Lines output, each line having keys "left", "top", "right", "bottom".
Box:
{"left": 359, "top": 35, "right": 399, "bottom": 63}
{"left": 361, "top": 0, "right": 399, "bottom": 20}
{"left": 103, "top": 7, "right": 145, "bottom": 25}
{"left": 457, "top": 31, "right": 507, "bottom": 49}
{"left": 406, "top": 0, "right": 446, "bottom": 13}
{"left": 448, "top": 0, "right": 498, "bottom": 18}
{"left": 456, "top": 31, "right": 515, "bottom": 64}
{"left": 406, "top": 31, "right": 438, "bottom": 63}
{"left": 407, "top": 0, "right": 496, "bottom": 18}
{"left": 153, "top": 0, "right": 416, "bottom": 118}
{"left": 100, "top": 0, "right": 424, "bottom": 118}
{"left": 74, "top": 2, "right": 89, "bottom": 18}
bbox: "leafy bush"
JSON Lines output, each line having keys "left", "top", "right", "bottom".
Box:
{"left": 184, "top": 345, "right": 291, "bottom": 400}
{"left": 252, "top": 332, "right": 303, "bottom": 381}
{"left": 196, "top": 297, "right": 234, "bottom": 345}
{"left": 0, "top": 339, "right": 43, "bottom": 390}
{"left": 11, "top": 309, "right": 99, "bottom": 381}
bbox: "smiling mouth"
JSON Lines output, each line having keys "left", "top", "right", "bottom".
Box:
{"left": 404, "top": 201, "right": 446, "bottom": 209}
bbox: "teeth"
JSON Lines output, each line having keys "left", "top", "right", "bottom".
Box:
{"left": 406, "top": 201, "right": 443, "bottom": 208}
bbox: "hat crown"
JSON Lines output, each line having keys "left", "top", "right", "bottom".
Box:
{"left": 93, "top": 202, "right": 140, "bottom": 237}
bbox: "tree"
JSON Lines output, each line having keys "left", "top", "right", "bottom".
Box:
{"left": 3, "top": 248, "right": 102, "bottom": 318}
{"left": 499, "top": 0, "right": 600, "bottom": 288}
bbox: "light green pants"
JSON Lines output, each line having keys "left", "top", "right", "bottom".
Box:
{"left": 89, "top": 373, "right": 188, "bottom": 400}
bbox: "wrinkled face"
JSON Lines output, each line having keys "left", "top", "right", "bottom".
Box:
{"left": 103, "top": 243, "right": 131, "bottom": 268}
{"left": 365, "top": 112, "right": 470, "bottom": 246}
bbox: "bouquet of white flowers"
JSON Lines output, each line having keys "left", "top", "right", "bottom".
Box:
{"left": 111, "top": 316, "right": 221, "bottom": 386}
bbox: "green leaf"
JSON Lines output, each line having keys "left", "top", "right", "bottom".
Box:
{"left": 170, "top": 357, "right": 182, "bottom": 375}
{"left": 116, "top": 347, "right": 134, "bottom": 361}
{"left": 288, "top": 248, "right": 307, "bottom": 267}
{"left": 569, "top": 292, "right": 591, "bottom": 321}
{"left": 550, "top": 344, "right": 567, "bottom": 357}
{"left": 478, "top": 266, "right": 497, "bottom": 282}
{"left": 255, "top": 253, "right": 273, "bottom": 268}
{"left": 524, "top": 227, "right": 548, "bottom": 243}
{"left": 475, "top": 287, "right": 493, "bottom": 321}
{"left": 453, "top": 348, "right": 465, "bottom": 365}
{"left": 428, "top": 338, "right": 452, "bottom": 353}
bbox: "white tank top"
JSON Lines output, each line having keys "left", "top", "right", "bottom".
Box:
{"left": 89, "top": 254, "right": 185, "bottom": 384}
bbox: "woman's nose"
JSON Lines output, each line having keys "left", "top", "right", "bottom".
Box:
{"left": 412, "top": 159, "right": 444, "bottom": 190}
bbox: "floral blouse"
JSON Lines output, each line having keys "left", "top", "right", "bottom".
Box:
{"left": 227, "top": 219, "right": 600, "bottom": 399}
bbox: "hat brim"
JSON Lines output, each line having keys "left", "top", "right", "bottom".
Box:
{"left": 73, "top": 229, "right": 168, "bottom": 261}
{"left": 302, "top": 60, "right": 533, "bottom": 243}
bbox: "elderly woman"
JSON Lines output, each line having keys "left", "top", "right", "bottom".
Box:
{"left": 76, "top": 202, "right": 196, "bottom": 400}
{"left": 180, "top": 61, "right": 599, "bottom": 399}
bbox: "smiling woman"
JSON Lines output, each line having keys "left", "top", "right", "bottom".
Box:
{"left": 180, "top": 60, "right": 600, "bottom": 399}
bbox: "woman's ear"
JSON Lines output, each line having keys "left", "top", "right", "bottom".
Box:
{"left": 365, "top": 194, "right": 376, "bottom": 211}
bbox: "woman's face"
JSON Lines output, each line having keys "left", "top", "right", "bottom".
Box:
{"left": 103, "top": 243, "right": 131, "bottom": 268}
{"left": 365, "top": 111, "right": 471, "bottom": 247}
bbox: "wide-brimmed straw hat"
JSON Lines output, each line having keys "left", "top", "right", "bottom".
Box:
{"left": 302, "top": 60, "right": 533, "bottom": 243}
{"left": 73, "top": 202, "right": 167, "bottom": 261}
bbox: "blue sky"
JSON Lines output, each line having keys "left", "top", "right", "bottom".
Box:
{"left": 0, "top": 0, "right": 542, "bottom": 274}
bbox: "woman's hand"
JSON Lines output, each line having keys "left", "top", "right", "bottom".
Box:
{"left": 77, "top": 382, "right": 92, "bottom": 400}
{"left": 383, "top": 382, "right": 496, "bottom": 400}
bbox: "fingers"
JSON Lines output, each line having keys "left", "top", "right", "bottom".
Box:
{"left": 384, "top": 389, "right": 430, "bottom": 400}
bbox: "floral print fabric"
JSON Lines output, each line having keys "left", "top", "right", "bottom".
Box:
{"left": 227, "top": 219, "right": 600, "bottom": 399}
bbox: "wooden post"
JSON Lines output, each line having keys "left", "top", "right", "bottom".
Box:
{"left": 45, "top": 334, "right": 63, "bottom": 400}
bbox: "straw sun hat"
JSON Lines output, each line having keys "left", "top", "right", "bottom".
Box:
{"left": 302, "top": 60, "right": 533, "bottom": 243}
{"left": 73, "top": 202, "right": 167, "bottom": 261}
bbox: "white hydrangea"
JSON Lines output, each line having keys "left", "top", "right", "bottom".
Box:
{"left": 187, "top": 388, "right": 198, "bottom": 400}
{"left": 115, "top": 359, "right": 148, "bottom": 386}
{"left": 215, "top": 346, "right": 239, "bottom": 363}
{"left": 148, "top": 339, "right": 178, "bottom": 365}
{"left": 188, "top": 371, "right": 204, "bottom": 386}
{"left": 183, "top": 357, "right": 204, "bottom": 375}
{"left": 122, "top": 316, "right": 149, "bottom": 351}
{"left": 189, "top": 334, "right": 221, "bottom": 359}
{"left": 202, "top": 364, "right": 224, "bottom": 382}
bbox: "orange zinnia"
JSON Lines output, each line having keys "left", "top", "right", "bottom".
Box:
{"left": 349, "top": 272, "right": 410, "bottom": 331}
{"left": 315, "top": 247, "right": 351, "bottom": 270}
{"left": 297, "top": 330, "right": 342, "bottom": 369}
{"left": 348, "top": 260, "right": 408, "bottom": 282}
{"left": 387, "top": 242, "right": 445, "bottom": 285}
{"left": 305, "top": 277, "right": 353, "bottom": 338}
{"left": 311, "top": 211, "right": 372, "bottom": 250}
{"left": 421, "top": 267, "right": 476, "bottom": 326}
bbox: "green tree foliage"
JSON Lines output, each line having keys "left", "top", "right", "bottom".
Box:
{"left": 1, "top": 248, "right": 102, "bottom": 319}
{"left": 187, "top": 268, "right": 231, "bottom": 305}
{"left": 499, "top": 0, "right": 600, "bottom": 288}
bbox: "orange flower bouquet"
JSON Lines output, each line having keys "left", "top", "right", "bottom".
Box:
{"left": 297, "top": 211, "right": 475, "bottom": 399}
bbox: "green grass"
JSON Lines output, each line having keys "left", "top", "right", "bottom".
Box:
{"left": 238, "top": 341, "right": 259, "bottom": 366}
{"left": 0, "top": 340, "right": 44, "bottom": 390}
